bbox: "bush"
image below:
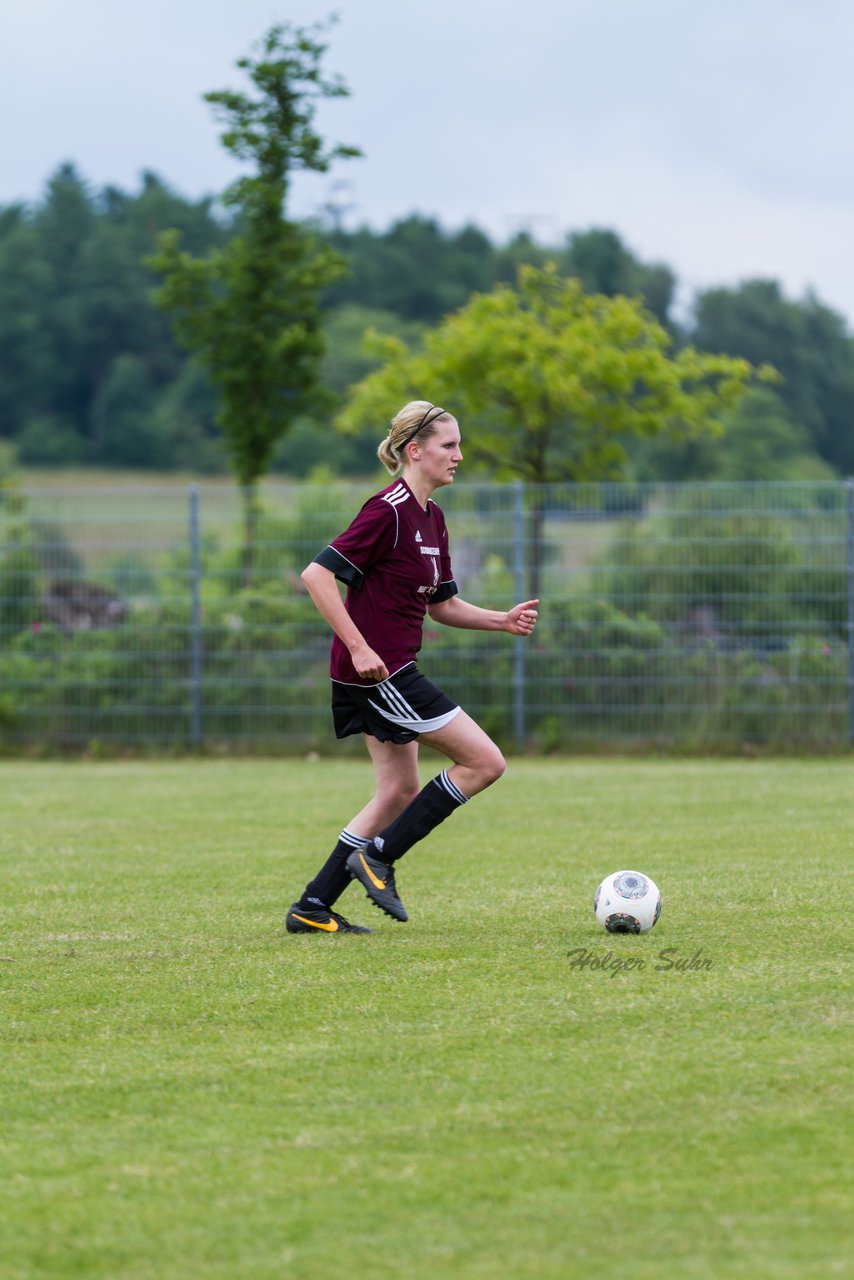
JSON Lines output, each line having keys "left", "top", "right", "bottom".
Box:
{"left": 16, "top": 415, "right": 87, "bottom": 465}
{"left": 592, "top": 503, "right": 845, "bottom": 639}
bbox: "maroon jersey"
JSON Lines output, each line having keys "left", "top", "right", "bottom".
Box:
{"left": 313, "top": 479, "right": 458, "bottom": 685}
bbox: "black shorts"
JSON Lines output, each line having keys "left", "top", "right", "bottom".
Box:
{"left": 331, "top": 663, "right": 461, "bottom": 743}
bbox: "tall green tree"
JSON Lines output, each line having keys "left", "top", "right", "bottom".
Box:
{"left": 149, "top": 22, "right": 359, "bottom": 573}
{"left": 339, "top": 265, "right": 770, "bottom": 594}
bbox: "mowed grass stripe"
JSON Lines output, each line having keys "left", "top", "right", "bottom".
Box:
{"left": 1, "top": 759, "right": 851, "bottom": 1280}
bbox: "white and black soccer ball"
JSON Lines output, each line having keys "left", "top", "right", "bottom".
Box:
{"left": 594, "top": 870, "right": 661, "bottom": 934}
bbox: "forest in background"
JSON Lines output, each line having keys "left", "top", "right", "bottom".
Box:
{"left": 2, "top": 162, "right": 853, "bottom": 483}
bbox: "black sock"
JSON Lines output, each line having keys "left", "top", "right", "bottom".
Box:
{"left": 297, "top": 829, "right": 369, "bottom": 910}
{"left": 371, "top": 771, "right": 468, "bottom": 864}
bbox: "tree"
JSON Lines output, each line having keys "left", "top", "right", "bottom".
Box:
{"left": 269, "top": 305, "right": 429, "bottom": 476}
{"left": 324, "top": 216, "right": 496, "bottom": 322}
{"left": 149, "top": 22, "right": 359, "bottom": 575}
{"left": 320, "top": 305, "right": 428, "bottom": 401}
{"left": 0, "top": 166, "right": 97, "bottom": 448}
{"left": 90, "top": 355, "right": 170, "bottom": 468}
{"left": 338, "top": 265, "right": 770, "bottom": 594}
{"left": 559, "top": 228, "right": 676, "bottom": 328}
{"left": 691, "top": 280, "right": 854, "bottom": 474}
{"left": 707, "top": 389, "right": 835, "bottom": 482}
{"left": 0, "top": 165, "right": 228, "bottom": 464}
{"left": 0, "top": 207, "right": 53, "bottom": 439}
{"left": 632, "top": 387, "right": 835, "bottom": 482}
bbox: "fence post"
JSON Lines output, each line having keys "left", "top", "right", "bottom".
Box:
{"left": 847, "top": 479, "right": 854, "bottom": 746}
{"left": 512, "top": 479, "right": 526, "bottom": 745}
{"left": 189, "top": 484, "right": 203, "bottom": 748}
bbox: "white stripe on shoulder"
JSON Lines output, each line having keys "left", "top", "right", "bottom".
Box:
{"left": 383, "top": 483, "right": 410, "bottom": 507}
{"left": 386, "top": 495, "right": 400, "bottom": 547}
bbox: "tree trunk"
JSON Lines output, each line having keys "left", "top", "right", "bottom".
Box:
{"left": 529, "top": 491, "right": 546, "bottom": 602}
{"left": 240, "top": 480, "right": 259, "bottom": 587}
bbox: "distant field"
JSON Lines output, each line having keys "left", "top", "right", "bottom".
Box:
{"left": 17, "top": 469, "right": 623, "bottom": 592}
{"left": 1, "top": 758, "right": 851, "bottom": 1279}
{"left": 17, "top": 470, "right": 360, "bottom": 573}
{"left": 20, "top": 468, "right": 218, "bottom": 490}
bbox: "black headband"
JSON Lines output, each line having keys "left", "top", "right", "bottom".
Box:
{"left": 398, "top": 404, "right": 447, "bottom": 452}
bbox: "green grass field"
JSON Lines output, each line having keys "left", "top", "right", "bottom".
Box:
{"left": 1, "top": 758, "right": 851, "bottom": 1280}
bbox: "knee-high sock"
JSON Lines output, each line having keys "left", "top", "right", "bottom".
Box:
{"left": 371, "top": 770, "right": 468, "bottom": 864}
{"left": 298, "top": 828, "right": 369, "bottom": 910}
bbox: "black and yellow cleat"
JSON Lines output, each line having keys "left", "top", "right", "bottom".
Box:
{"left": 346, "top": 846, "right": 408, "bottom": 921}
{"left": 286, "top": 903, "right": 372, "bottom": 935}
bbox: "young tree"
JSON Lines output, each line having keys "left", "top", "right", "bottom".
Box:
{"left": 338, "top": 265, "right": 772, "bottom": 595}
{"left": 149, "top": 22, "right": 359, "bottom": 576}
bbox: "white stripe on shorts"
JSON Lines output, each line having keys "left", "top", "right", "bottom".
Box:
{"left": 366, "top": 697, "right": 461, "bottom": 735}
{"left": 376, "top": 680, "right": 420, "bottom": 721}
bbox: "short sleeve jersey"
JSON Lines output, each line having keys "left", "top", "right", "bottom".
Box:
{"left": 313, "top": 478, "right": 458, "bottom": 685}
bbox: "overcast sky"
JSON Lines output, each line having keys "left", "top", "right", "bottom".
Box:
{"left": 3, "top": 0, "right": 853, "bottom": 327}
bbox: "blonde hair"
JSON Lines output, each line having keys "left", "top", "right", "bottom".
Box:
{"left": 377, "top": 400, "right": 454, "bottom": 475}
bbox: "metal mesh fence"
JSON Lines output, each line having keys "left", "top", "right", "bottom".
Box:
{"left": 1, "top": 478, "right": 851, "bottom": 752}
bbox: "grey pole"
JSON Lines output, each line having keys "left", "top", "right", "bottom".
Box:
{"left": 512, "top": 479, "right": 526, "bottom": 745}
{"left": 847, "top": 478, "right": 854, "bottom": 746}
{"left": 189, "top": 484, "right": 203, "bottom": 748}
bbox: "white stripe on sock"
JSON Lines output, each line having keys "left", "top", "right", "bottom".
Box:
{"left": 437, "top": 770, "right": 468, "bottom": 804}
{"left": 340, "top": 828, "right": 370, "bottom": 849}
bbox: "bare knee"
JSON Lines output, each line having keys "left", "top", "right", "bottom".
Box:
{"left": 377, "top": 778, "right": 420, "bottom": 813}
{"left": 462, "top": 744, "right": 506, "bottom": 794}
{"left": 482, "top": 746, "right": 506, "bottom": 787}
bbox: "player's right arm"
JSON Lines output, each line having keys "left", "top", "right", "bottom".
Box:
{"left": 300, "top": 561, "right": 389, "bottom": 682}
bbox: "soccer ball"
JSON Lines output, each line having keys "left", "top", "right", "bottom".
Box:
{"left": 594, "top": 870, "right": 661, "bottom": 934}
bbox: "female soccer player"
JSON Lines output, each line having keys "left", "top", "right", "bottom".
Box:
{"left": 286, "top": 400, "right": 539, "bottom": 934}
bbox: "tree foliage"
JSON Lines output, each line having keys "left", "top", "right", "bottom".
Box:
{"left": 633, "top": 387, "right": 837, "bottom": 483}
{"left": 339, "top": 264, "right": 763, "bottom": 484}
{"left": 0, "top": 164, "right": 228, "bottom": 465}
{"left": 559, "top": 228, "right": 675, "bottom": 326}
{"left": 692, "top": 280, "right": 854, "bottom": 474}
{"left": 324, "top": 218, "right": 497, "bottom": 322}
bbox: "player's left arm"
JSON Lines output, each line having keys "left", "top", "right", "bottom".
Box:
{"left": 427, "top": 596, "right": 539, "bottom": 636}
